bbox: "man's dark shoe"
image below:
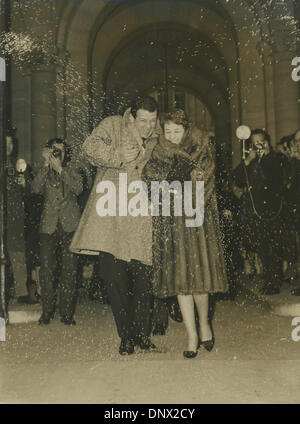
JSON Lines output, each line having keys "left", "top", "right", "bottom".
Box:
{"left": 119, "top": 338, "right": 134, "bottom": 355}
{"left": 167, "top": 301, "right": 183, "bottom": 323}
{"left": 152, "top": 324, "right": 166, "bottom": 336}
{"left": 260, "top": 284, "right": 280, "bottom": 295}
{"left": 18, "top": 295, "right": 40, "bottom": 305}
{"left": 136, "top": 337, "right": 157, "bottom": 350}
{"left": 61, "top": 317, "right": 76, "bottom": 326}
{"left": 21, "top": 279, "right": 41, "bottom": 304}
{"left": 38, "top": 312, "right": 53, "bottom": 325}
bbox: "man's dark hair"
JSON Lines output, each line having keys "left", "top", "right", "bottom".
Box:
{"left": 278, "top": 134, "right": 293, "bottom": 149}
{"left": 45, "top": 137, "right": 66, "bottom": 149}
{"left": 130, "top": 95, "right": 158, "bottom": 118}
{"left": 246, "top": 128, "right": 272, "bottom": 151}
{"left": 45, "top": 137, "right": 70, "bottom": 164}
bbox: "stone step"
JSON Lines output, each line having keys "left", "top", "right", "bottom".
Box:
{"left": 8, "top": 299, "right": 42, "bottom": 324}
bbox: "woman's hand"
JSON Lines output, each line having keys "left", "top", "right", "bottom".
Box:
{"left": 175, "top": 148, "right": 192, "bottom": 161}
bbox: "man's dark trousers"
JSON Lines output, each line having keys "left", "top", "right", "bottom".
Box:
{"left": 99, "top": 251, "right": 152, "bottom": 342}
{"left": 40, "top": 223, "right": 77, "bottom": 319}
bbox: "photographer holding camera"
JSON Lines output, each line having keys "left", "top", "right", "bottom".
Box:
{"left": 232, "top": 129, "right": 284, "bottom": 295}
{"left": 32, "top": 138, "right": 83, "bottom": 325}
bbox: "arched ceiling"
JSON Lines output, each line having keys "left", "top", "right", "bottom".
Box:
{"left": 56, "top": 0, "right": 298, "bottom": 147}
{"left": 57, "top": 0, "right": 288, "bottom": 52}
{"left": 58, "top": 0, "right": 235, "bottom": 48}
{"left": 90, "top": 0, "right": 239, "bottom": 82}
{"left": 104, "top": 24, "right": 229, "bottom": 99}
{"left": 116, "top": 67, "right": 230, "bottom": 122}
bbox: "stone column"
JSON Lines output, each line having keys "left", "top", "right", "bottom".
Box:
{"left": 272, "top": 44, "right": 300, "bottom": 142}
{"left": 30, "top": 64, "right": 57, "bottom": 168}
{"left": 256, "top": 42, "right": 276, "bottom": 146}
{"left": 13, "top": 0, "right": 59, "bottom": 167}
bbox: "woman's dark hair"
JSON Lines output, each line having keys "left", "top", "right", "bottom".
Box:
{"left": 130, "top": 95, "right": 158, "bottom": 118}
{"left": 160, "top": 109, "right": 190, "bottom": 130}
{"left": 45, "top": 137, "right": 70, "bottom": 164}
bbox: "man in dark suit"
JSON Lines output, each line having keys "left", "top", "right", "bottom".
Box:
{"left": 32, "top": 138, "right": 83, "bottom": 325}
{"left": 233, "top": 129, "right": 284, "bottom": 295}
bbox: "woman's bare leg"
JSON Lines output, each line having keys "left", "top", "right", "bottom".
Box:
{"left": 193, "top": 294, "right": 212, "bottom": 342}
{"left": 177, "top": 294, "right": 198, "bottom": 351}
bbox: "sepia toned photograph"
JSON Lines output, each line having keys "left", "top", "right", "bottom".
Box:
{"left": 0, "top": 0, "right": 300, "bottom": 406}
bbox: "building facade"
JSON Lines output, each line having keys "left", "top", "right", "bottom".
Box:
{"left": 6, "top": 0, "right": 300, "bottom": 171}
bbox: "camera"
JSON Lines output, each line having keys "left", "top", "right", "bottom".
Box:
{"left": 253, "top": 142, "right": 263, "bottom": 151}
{"left": 253, "top": 142, "right": 265, "bottom": 157}
{"left": 52, "top": 148, "right": 62, "bottom": 159}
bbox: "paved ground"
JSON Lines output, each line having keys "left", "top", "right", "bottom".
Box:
{"left": 240, "top": 274, "right": 300, "bottom": 316}
{"left": 1, "top": 289, "right": 300, "bottom": 404}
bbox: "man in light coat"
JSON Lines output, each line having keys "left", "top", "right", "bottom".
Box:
{"left": 70, "top": 96, "right": 160, "bottom": 355}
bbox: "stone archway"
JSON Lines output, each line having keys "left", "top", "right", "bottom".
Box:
{"left": 58, "top": 0, "right": 240, "bottom": 162}
{"left": 92, "top": 19, "right": 233, "bottom": 175}
{"left": 9, "top": 0, "right": 299, "bottom": 168}
{"left": 56, "top": 0, "right": 299, "bottom": 168}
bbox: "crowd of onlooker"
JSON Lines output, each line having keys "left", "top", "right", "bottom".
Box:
{"left": 4, "top": 125, "right": 300, "bottom": 326}
{"left": 217, "top": 128, "right": 300, "bottom": 296}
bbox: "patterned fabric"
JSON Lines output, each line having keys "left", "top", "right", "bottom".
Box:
{"left": 142, "top": 125, "right": 228, "bottom": 297}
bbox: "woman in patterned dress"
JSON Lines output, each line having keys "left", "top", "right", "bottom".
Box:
{"left": 142, "top": 109, "right": 228, "bottom": 358}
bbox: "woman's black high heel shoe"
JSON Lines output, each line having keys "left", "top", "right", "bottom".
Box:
{"left": 183, "top": 350, "right": 198, "bottom": 358}
{"left": 183, "top": 339, "right": 200, "bottom": 358}
{"left": 201, "top": 337, "right": 215, "bottom": 352}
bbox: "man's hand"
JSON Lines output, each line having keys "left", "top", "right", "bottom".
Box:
{"left": 49, "top": 155, "right": 63, "bottom": 174}
{"left": 223, "top": 209, "right": 233, "bottom": 220}
{"left": 244, "top": 148, "right": 256, "bottom": 166}
{"left": 17, "top": 174, "right": 26, "bottom": 188}
{"left": 232, "top": 183, "right": 244, "bottom": 199}
{"left": 121, "top": 144, "right": 140, "bottom": 163}
{"left": 42, "top": 148, "right": 52, "bottom": 167}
